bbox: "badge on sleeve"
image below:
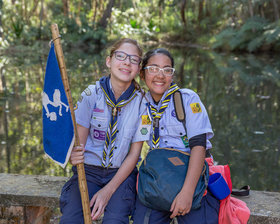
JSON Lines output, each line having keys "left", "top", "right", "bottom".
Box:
{"left": 142, "top": 115, "right": 151, "bottom": 125}
{"left": 83, "top": 88, "right": 91, "bottom": 96}
{"left": 190, "top": 103, "right": 202, "bottom": 113}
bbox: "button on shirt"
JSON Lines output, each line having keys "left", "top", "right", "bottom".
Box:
{"left": 140, "top": 89, "right": 213, "bottom": 153}
{"left": 75, "top": 81, "right": 148, "bottom": 168}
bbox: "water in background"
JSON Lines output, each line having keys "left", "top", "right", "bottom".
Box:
{"left": 0, "top": 45, "right": 279, "bottom": 191}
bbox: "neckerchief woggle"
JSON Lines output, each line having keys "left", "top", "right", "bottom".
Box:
{"left": 147, "top": 83, "right": 180, "bottom": 149}
{"left": 100, "top": 76, "right": 137, "bottom": 167}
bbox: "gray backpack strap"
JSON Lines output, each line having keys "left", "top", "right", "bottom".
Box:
{"left": 171, "top": 217, "right": 179, "bottom": 224}
{"left": 173, "top": 90, "right": 187, "bottom": 135}
{"left": 143, "top": 208, "right": 152, "bottom": 224}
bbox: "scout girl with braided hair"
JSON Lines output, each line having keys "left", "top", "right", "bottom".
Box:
{"left": 59, "top": 38, "right": 149, "bottom": 224}
{"left": 132, "top": 48, "right": 220, "bottom": 224}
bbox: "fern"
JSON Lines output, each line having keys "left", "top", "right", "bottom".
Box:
{"left": 248, "top": 36, "right": 265, "bottom": 52}
{"left": 212, "top": 28, "right": 236, "bottom": 49}
{"left": 212, "top": 16, "right": 278, "bottom": 52}
{"left": 264, "top": 26, "right": 280, "bottom": 44}
{"left": 239, "top": 17, "right": 268, "bottom": 33}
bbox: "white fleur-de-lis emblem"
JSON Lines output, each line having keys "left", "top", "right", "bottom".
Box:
{"left": 42, "top": 89, "right": 69, "bottom": 121}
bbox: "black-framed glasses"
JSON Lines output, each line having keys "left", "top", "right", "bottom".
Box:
{"left": 113, "top": 51, "right": 141, "bottom": 65}
{"left": 144, "top": 66, "right": 175, "bottom": 76}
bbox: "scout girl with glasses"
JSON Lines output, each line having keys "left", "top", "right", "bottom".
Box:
{"left": 133, "top": 48, "right": 220, "bottom": 224}
{"left": 59, "top": 38, "right": 149, "bottom": 224}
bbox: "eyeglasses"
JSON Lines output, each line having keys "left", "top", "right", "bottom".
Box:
{"left": 144, "top": 66, "right": 175, "bottom": 76}
{"left": 113, "top": 51, "right": 141, "bottom": 65}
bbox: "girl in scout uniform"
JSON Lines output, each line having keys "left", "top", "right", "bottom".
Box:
{"left": 133, "top": 48, "right": 220, "bottom": 224}
{"left": 59, "top": 38, "right": 149, "bottom": 224}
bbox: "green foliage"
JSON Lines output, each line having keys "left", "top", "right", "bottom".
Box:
{"left": 11, "top": 18, "right": 24, "bottom": 38}
{"left": 213, "top": 17, "right": 280, "bottom": 52}
{"left": 1, "top": 0, "right": 280, "bottom": 52}
{"left": 247, "top": 36, "right": 265, "bottom": 52}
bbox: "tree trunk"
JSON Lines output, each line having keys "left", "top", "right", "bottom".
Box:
{"left": 259, "top": 4, "right": 265, "bottom": 18}
{"left": 248, "top": 0, "right": 254, "bottom": 17}
{"left": 180, "top": 0, "right": 187, "bottom": 28}
{"left": 230, "top": 0, "right": 236, "bottom": 25}
{"left": 0, "top": 0, "right": 2, "bottom": 38}
{"left": 0, "top": 66, "right": 10, "bottom": 172}
{"left": 98, "top": 0, "right": 115, "bottom": 29}
{"left": 158, "top": 0, "right": 164, "bottom": 20}
{"left": 196, "top": 57, "right": 202, "bottom": 95}
{"left": 205, "top": 0, "right": 211, "bottom": 17}
{"left": 272, "top": 0, "right": 279, "bottom": 21}
{"left": 198, "top": 0, "right": 204, "bottom": 25}
{"left": 92, "top": 0, "right": 98, "bottom": 24}
{"left": 38, "top": 0, "right": 44, "bottom": 39}
{"left": 24, "top": 0, "right": 27, "bottom": 21}
{"left": 27, "top": 0, "right": 39, "bottom": 21}
{"left": 62, "top": 0, "right": 69, "bottom": 17}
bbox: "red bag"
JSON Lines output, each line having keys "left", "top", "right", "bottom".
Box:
{"left": 206, "top": 158, "right": 250, "bottom": 224}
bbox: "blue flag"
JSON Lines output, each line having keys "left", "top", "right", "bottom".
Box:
{"left": 42, "top": 43, "right": 75, "bottom": 168}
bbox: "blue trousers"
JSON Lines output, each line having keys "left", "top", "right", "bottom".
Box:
{"left": 132, "top": 193, "right": 220, "bottom": 224}
{"left": 59, "top": 164, "right": 138, "bottom": 224}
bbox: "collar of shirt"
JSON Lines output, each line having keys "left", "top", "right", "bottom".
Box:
{"left": 146, "top": 89, "right": 170, "bottom": 109}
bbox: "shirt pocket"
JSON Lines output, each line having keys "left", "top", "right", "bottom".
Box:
{"left": 114, "top": 127, "right": 136, "bottom": 166}
{"left": 162, "top": 124, "right": 186, "bottom": 137}
{"left": 90, "top": 115, "right": 109, "bottom": 144}
{"left": 160, "top": 124, "right": 187, "bottom": 147}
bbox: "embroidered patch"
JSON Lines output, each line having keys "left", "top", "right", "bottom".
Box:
{"left": 93, "top": 105, "right": 104, "bottom": 113}
{"left": 93, "top": 129, "right": 106, "bottom": 141}
{"left": 78, "top": 95, "right": 83, "bottom": 102}
{"left": 142, "top": 115, "right": 151, "bottom": 125}
{"left": 140, "top": 127, "right": 148, "bottom": 135}
{"left": 190, "top": 103, "right": 202, "bottom": 113}
{"left": 83, "top": 88, "right": 91, "bottom": 96}
{"left": 171, "top": 109, "right": 176, "bottom": 117}
{"left": 181, "top": 135, "right": 189, "bottom": 148}
{"left": 168, "top": 157, "right": 185, "bottom": 166}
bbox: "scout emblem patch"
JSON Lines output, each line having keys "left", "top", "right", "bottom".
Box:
{"left": 181, "top": 135, "right": 189, "bottom": 148}
{"left": 142, "top": 115, "right": 151, "bottom": 125}
{"left": 171, "top": 109, "right": 176, "bottom": 117}
{"left": 140, "top": 127, "right": 148, "bottom": 135}
{"left": 190, "top": 103, "right": 202, "bottom": 113}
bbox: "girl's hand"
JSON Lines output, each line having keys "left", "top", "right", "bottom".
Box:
{"left": 69, "top": 144, "right": 85, "bottom": 165}
{"left": 169, "top": 190, "right": 193, "bottom": 218}
{"left": 90, "top": 186, "right": 114, "bottom": 220}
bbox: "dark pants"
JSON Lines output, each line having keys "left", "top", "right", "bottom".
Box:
{"left": 132, "top": 193, "right": 220, "bottom": 224}
{"left": 59, "top": 164, "right": 138, "bottom": 224}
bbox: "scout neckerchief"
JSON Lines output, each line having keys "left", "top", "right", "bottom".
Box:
{"left": 147, "top": 83, "right": 180, "bottom": 149}
{"left": 100, "top": 76, "right": 137, "bottom": 167}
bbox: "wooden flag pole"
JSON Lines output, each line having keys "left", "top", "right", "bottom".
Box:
{"left": 51, "top": 24, "right": 92, "bottom": 224}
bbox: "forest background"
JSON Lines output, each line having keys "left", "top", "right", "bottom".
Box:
{"left": 1, "top": 0, "right": 280, "bottom": 52}
{"left": 0, "top": 0, "right": 280, "bottom": 192}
